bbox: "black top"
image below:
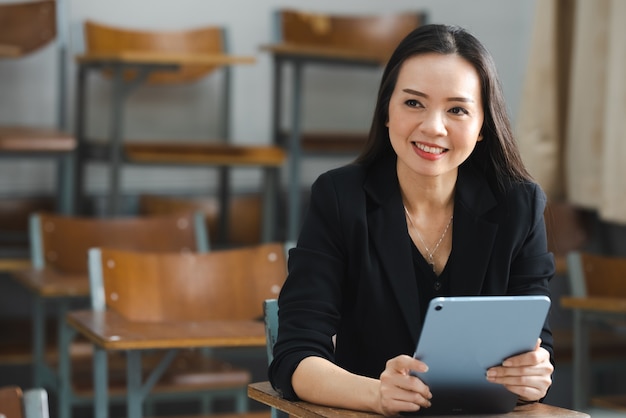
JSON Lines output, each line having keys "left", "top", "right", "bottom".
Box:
{"left": 411, "top": 240, "right": 452, "bottom": 323}
{"left": 269, "top": 154, "right": 555, "bottom": 400}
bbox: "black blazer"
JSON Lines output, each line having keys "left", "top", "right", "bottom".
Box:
{"left": 269, "top": 154, "right": 555, "bottom": 400}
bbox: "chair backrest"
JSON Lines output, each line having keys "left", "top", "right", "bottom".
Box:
{"left": 567, "top": 251, "right": 626, "bottom": 298}
{"left": 29, "top": 211, "right": 209, "bottom": 274}
{"left": 0, "top": 0, "right": 67, "bottom": 128}
{"left": 88, "top": 242, "right": 287, "bottom": 321}
{"left": 83, "top": 20, "right": 225, "bottom": 84}
{"left": 544, "top": 201, "right": 590, "bottom": 274}
{"left": 0, "top": 1, "right": 56, "bottom": 57}
{"left": 263, "top": 298, "right": 279, "bottom": 365}
{"left": 138, "top": 194, "right": 262, "bottom": 246}
{"left": 0, "top": 386, "right": 49, "bottom": 418}
{"left": 262, "top": 242, "right": 294, "bottom": 363}
{"left": 274, "top": 9, "right": 425, "bottom": 61}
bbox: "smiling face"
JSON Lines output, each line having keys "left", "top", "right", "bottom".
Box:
{"left": 387, "top": 52, "right": 484, "bottom": 183}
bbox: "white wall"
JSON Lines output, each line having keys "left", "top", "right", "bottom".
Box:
{"left": 0, "top": 0, "right": 536, "bottom": 197}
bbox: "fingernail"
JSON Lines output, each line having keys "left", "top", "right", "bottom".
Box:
{"left": 486, "top": 370, "right": 496, "bottom": 378}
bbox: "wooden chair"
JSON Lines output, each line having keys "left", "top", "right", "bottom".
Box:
{"left": 263, "top": 9, "right": 426, "bottom": 240}
{"left": 0, "top": 0, "right": 76, "bottom": 216}
{"left": 8, "top": 211, "right": 214, "bottom": 418}
{"left": 0, "top": 386, "right": 49, "bottom": 418}
{"left": 74, "top": 20, "right": 285, "bottom": 244}
{"left": 138, "top": 193, "right": 262, "bottom": 247}
{"left": 80, "top": 243, "right": 288, "bottom": 418}
{"left": 544, "top": 201, "right": 591, "bottom": 275}
{"left": 561, "top": 251, "right": 626, "bottom": 412}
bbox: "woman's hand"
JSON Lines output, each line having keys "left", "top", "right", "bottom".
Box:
{"left": 486, "top": 339, "right": 553, "bottom": 402}
{"left": 377, "top": 354, "right": 432, "bottom": 416}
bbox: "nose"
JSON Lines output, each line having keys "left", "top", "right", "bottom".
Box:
{"left": 419, "top": 110, "right": 447, "bottom": 137}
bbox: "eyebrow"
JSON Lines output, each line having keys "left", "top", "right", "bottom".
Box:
{"left": 402, "top": 88, "right": 476, "bottom": 103}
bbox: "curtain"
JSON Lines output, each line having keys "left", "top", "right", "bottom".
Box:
{"left": 516, "top": 0, "right": 626, "bottom": 225}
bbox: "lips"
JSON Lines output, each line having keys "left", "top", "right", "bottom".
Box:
{"left": 414, "top": 142, "right": 448, "bottom": 155}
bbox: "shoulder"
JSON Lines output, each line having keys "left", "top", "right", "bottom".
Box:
{"left": 500, "top": 180, "right": 547, "bottom": 212}
{"left": 311, "top": 163, "right": 369, "bottom": 196}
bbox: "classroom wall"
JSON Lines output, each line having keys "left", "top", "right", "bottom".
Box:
{"left": 0, "top": 0, "right": 536, "bottom": 199}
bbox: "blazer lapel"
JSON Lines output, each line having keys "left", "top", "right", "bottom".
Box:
{"left": 449, "top": 163, "right": 499, "bottom": 295}
{"left": 364, "top": 156, "right": 423, "bottom": 344}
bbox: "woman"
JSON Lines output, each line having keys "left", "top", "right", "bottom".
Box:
{"left": 269, "top": 24, "right": 555, "bottom": 416}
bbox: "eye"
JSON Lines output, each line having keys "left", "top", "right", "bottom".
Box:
{"left": 449, "top": 106, "right": 469, "bottom": 115}
{"left": 405, "top": 99, "right": 422, "bottom": 108}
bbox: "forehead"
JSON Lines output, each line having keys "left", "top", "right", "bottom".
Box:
{"left": 395, "top": 53, "right": 482, "bottom": 95}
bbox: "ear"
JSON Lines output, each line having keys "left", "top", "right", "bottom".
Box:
{"left": 477, "top": 133, "right": 483, "bottom": 142}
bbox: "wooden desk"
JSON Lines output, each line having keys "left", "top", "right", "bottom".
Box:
{"left": 261, "top": 43, "right": 386, "bottom": 241}
{"left": 560, "top": 296, "right": 626, "bottom": 410}
{"left": 0, "top": 127, "right": 76, "bottom": 215}
{"left": 74, "top": 51, "right": 284, "bottom": 242}
{"left": 66, "top": 309, "right": 266, "bottom": 418}
{"left": 10, "top": 267, "right": 89, "bottom": 415}
{"left": 248, "top": 381, "right": 590, "bottom": 418}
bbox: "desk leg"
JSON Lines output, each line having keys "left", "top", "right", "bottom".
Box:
{"left": 572, "top": 309, "right": 590, "bottom": 411}
{"left": 286, "top": 62, "right": 303, "bottom": 242}
{"left": 32, "top": 294, "right": 45, "bottom": 388}
{"left": 217, "top": 166, "right": 231, "bottom": 244}
{"left": 58, "top": 305, "right": 76, "bottom": 418}
{"left": 106, "top": 65, "right": 126, "bottom": 216}
{"left": 126, "top": 350, "right": 143, "bottom": 418}
{"left": 94, "top": 346, "right": 109, "bottom": 418}
{"left": 57, "top": 152, "right": 75, "bottom": 215}
{"left": 261, "top": 166, "right": 278, "bottom": 242}
{"left": 74, "top": 63, "right": 88, "bottom": 215}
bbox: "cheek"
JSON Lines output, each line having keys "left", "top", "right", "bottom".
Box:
{"left": 386, "top": 109, "right": 412, "bottom": 136}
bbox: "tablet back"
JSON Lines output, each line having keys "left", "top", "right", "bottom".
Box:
{"left": 410, "top": 295, "right": 551, "bottom": 415}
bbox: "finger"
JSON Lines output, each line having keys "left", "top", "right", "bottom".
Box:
{"left": 501, "top": 346, "right": 550, "bottom": 368}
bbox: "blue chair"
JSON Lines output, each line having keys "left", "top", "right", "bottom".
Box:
{"left": 263, "top": 298, "right": 288, "bottom": 418}
{"left": 0, "top": 386, "right": 49, "bottom": 418}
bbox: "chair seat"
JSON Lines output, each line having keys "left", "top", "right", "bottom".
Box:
{"left": 591, "top": 394, "right": 626, "bottom": 412}
{"left": 123, "top": 142, "right": 286, "bottom": 166}
{"left": 71, "top": 350, "right": 251, "bottom": 398}
{"left": 281, "top": 131, "right": 368, "bottom": 153}
{"left": 0, "top": 127, "right": 76, "bottom": 153}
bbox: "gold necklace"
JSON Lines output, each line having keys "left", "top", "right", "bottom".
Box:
{"left": 404, "top": 206, "right": 453, "bottom": 271}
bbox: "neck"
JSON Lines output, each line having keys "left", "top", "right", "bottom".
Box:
{"left": 397, "top": 164, "right": 457, "bottom": 214}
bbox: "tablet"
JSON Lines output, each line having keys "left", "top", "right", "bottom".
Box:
{"left": 408, "top": 295, "right": 551, "bottom": 415}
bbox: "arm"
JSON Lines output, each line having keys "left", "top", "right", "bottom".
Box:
{"left": 488, "top": 183, "right": 555, "bottom": 401}
{"left": 293, "top": 355, "right": 432, "bottom": 416}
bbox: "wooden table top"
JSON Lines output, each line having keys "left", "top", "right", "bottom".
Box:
{"left": 260, "top": 43, "right": 388, "bottom": 65}
{"left": 11, "top": 268, "right": 89, "bottom": 298}
{"left": 75, "top": 51, "right": 255, "bottom": 66}
{"left": 0, "top": 127, "right": 76, "bottom": 153}
{"left": 561, "top": 296, "right": 626, "bottom": 314}
{"left": 67, "top": 309, "right": 266, "bottom": 350}
{"left": 248, "top": 381, "right": 590, "bottom": 418}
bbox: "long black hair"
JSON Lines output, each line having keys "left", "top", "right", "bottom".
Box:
{"left": 355, "top": 24, "right": 532, "bottom": 190}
